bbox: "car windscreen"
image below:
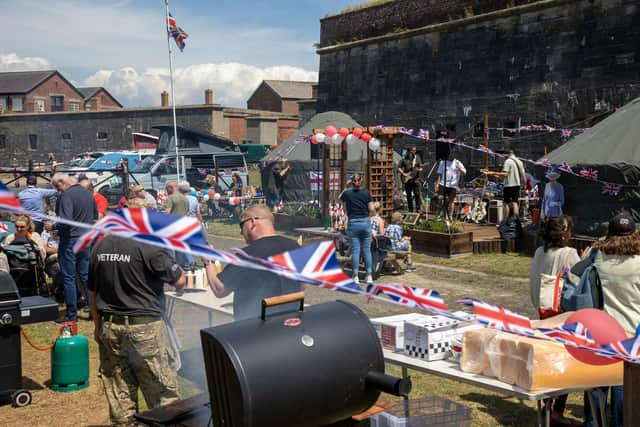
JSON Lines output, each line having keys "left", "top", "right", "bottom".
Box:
{"left": 214, "top": 155, "right": 245, "bottom": 169}
{"left": 132, "top": 155, "right": 160, "bottom": 172}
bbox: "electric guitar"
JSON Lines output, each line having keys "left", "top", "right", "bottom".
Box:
{"left": 470, "top": 170, "right": 489, "bottom": 223}
{"left": 399, "top": 165, "right": 423, "bottom": 184}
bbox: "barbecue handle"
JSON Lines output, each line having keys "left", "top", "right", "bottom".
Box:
{"left": 261, "top": 292, "right": 305, "bottom": 320}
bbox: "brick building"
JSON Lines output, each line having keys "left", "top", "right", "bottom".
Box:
{"left": 0, "top": 70, "right": 93, "bottom": 113}
{"left": 247, "top": 80, "right": 317, "bottom": 116}
{"left": 77, "top": 87, "right": 123, "bottom": 111}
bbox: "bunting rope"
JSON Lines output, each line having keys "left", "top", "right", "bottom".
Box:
{"left": 0, "top": 182, "right": 637, "bottom": 364}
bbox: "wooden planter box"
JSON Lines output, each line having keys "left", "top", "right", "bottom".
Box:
{"left": 406, "top": 229, "right": 474, "bottom": 258}
{"left": 273, "top": 213, "right": 322, "bottom": 231}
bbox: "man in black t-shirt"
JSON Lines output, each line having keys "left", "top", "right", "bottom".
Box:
{"left": 88, "top": 215, "right": 186, "bottom": 426}
{"left": 399, "top": 146, "right": 423, "bottom": 212}
{"left": 206, "top": 204, "right": 301, "bottom": 321}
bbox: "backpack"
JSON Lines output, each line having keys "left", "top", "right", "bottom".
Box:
{"left": 560, "top": 250, "right": 603, "bottom": 311}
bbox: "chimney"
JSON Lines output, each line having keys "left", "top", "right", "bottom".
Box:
{"left": 161, "top": 91, "right": 169, "bottom": 107}
{"left": 204, "top": 88, "right": 214, "bottom": 105}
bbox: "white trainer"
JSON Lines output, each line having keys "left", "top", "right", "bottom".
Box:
{"left": 365, "top": 274, "right": 374, "bottom": 284}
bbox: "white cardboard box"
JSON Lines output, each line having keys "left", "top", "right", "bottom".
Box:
{"left": 370, "top": 313, "right": 427, "bottom": 351}
{"left": 404, "top": 313, "right": 479, "bottom": 361}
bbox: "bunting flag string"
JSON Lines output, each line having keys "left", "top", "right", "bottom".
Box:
{"left": 1, "top": 182, "right": 637, "bottom": 364}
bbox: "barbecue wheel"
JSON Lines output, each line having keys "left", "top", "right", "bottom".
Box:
{"left": 12, "top": 390, "right": 32, "bottom": 407}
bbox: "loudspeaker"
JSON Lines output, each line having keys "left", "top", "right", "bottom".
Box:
{"left": 435, "top": 140, "right": 450, "bottom": 161}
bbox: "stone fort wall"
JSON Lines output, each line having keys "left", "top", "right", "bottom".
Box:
{"left": 317, "top": 0, "right": 640, "bottom": 166}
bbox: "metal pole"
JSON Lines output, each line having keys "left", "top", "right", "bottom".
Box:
{"left": 165, "top": 0, "right": 181, "bottom": 182}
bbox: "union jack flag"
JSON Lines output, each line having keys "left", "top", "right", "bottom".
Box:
{"left": 537, "top": 158, "right": 552, "bottom": 167}
{"left": 458, "top": 298, "right": 535, "bottom": 336}
{"left": 537, "top": 322, "right": 597, "bottom": 349}
{"left": 561, "top": 129, "right": 572, "bottom": 138}
{"left": 601, "top": 182, "right": 623, "bottom": 197}
{"left": 479, "top": 144, "right": 492, "bottom": 153}
{"left": 579, "top": 168, "right": 599, "bottom": 180}
{"left": 0, "top": 181, "right": 22, "bottom": 211}
{"left": 557, "top": 162, "right": 573, "bottom": 173}
{"left": 168, "top": 13, "right": 188, "bottom": 52}
{"left": 269, "top": 241, "right": 361, "bottom": 293}
{"left": 367, "top": 284, "right": 450, "bottom": 315}
{"left": 418, "top": 129, "right": 430, "bottom": 140}
{"left": 598, "top": 335, "right": 640, "bottom": 362}
{"left": 398, "top": 128, "right": 414, "bottom": 136}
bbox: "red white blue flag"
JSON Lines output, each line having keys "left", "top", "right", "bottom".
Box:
{"left": 0, "top": 181, "right": 23, "bottom": 211}
{"left": 598, "top": 335, "right": 640, "bottom": 362}
{"left": 168, "top": 13, "right": 188, "bottom": 52}
{"left": 537, "top": 322, "right": 597, "bottom": 349}
{"left": 368, "top": 284, "right": 450, "bottom": 315}
{"left": 458, "top": 298, "right": 535, "bottom": 336}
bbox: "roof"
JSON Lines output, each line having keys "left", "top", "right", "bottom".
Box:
{"left": 76, "top": 86, "right": 124, "bottom": 107}
{"left": 547, "top": 97, "right": 640, "bottom": 166}
{"left": 262, "top": 80, "right": 316, "bottom": 100}
{"left": 0, "top": 70, "right": 56, "bottom": 94}
{"left": 263, "top": 111, "right": 367, "bottom": 162}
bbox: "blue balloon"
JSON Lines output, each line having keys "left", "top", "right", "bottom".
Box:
{"left": 636, "top": 324, "right": 640, "bottom": 337}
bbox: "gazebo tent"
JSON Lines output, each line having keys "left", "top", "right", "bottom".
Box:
{"left": 260, "top": 111, "right": 371, "bottom": 203}
{"left": 545, "top": 97, "right": 640, "bottom": 236}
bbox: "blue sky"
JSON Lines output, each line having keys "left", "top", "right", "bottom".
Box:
{"left": 2, "top": 0, "right": 359, "bottom": 107}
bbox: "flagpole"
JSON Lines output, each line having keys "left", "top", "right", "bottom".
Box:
{"left": 165, "top": 0, "right": 181, "bottom": 182}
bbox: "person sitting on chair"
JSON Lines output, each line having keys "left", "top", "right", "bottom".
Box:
{"left": 369, "top": 202, "right": 385, "bottom": 236}
{"left": 385, "top": 212, "right": 415, "bottom": 272}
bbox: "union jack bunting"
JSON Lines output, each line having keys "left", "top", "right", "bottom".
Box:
{"left": 601, "top": 182, "right": 623, "bottom": 197}
{"left": 269, "top": 241, "right": 361, "bottom": 292}
{"left": 537, "top": 158, "right": 552, "bottom": 167}
{"left": 598, "top": 335, "right": 640, "bottom": 362}
{"left": 457, "top": 298, "right": 535, "bottom": 336}
{"left": 367, "top": 284, "right": 450, "bottom": 315}
{"left": 478, "top": 144, "right": 492, "bottom": 153}
{"left": 397, "top": 128, "right": 414, "bottom": 136}
{"left": 557, "top": 162, "right": 573, "bottom": 173}
{"left": 579, "top": 168, "right": 599, "bottom": 180}
{"left": 418, "top": 129, "right": 430, "bottom": 140}
{"left": 0, "top": 181, "right": 23, "bottom": 211}
{"left": 561, "top": 129, "right": 572, "bottom": 138}
{"left": 168, "top": 13, "right": 188, "bottom": 52}
{"left": 537, "top": 322, "right": 597, "bottom": 349}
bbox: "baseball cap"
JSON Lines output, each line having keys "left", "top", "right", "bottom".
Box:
{"left": 608, "top": 212, "right": 636, "bottom": 236}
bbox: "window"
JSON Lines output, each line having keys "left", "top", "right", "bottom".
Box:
{"left": 11, "top": 96, "right": 23, "bottom": 112}
{"left": 214, "top": 154, "right": 245, "bottom": 169}
{"left": 96, "top": 131, "right": 109, "bottom": 140}
{"left": 50, "top": 96, "right": 64, "bottom": 112}
{"left": 70, "top": 102, "right": 80, "bottom": 112}
{"left": 0, "top": 135, "right": 6, "bottom": 150}
{"left": 28, "top": 134, "right": 38, "bottom": 150}
{"left": 35, "top": 99, "right": 45, "bottom": 112}
{"left": 0, "top": 96, "right": 6, "bottom": 111}
{"left": 155, "top": 157, "right": 177, "bottom": 175}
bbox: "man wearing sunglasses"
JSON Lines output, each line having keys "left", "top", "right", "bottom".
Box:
{"left": 206, "top": 204, "right": 301, "bottom": 321}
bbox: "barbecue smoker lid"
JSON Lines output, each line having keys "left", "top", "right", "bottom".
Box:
{"left": 0, "top": 272, "right": 20, "bottom": 305}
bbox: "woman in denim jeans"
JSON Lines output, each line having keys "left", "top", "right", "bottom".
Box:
{"left": 340, "top": 174, "right": 374, "bottom": 284}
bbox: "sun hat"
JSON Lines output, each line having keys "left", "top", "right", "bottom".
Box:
{"left": 545, "top": 166, "right": 561, "bottom": 180}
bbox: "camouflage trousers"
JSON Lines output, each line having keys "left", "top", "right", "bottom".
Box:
{"left": 98, "top": 319, "right": 178, "bottom": 427}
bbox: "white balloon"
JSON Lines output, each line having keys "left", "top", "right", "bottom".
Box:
{"left": 346, "top": 134, "right": 357, "bottom": 145}
{"left": 315, "top": 132, "right": 326, "bottom": 143}
{"left": 331, "top": 133, "right": 344, "bottom": 145}
{"left": 203, "top": 194, "right": 210, "bottom": 201}
{"left": 369, "top": 138, "right": 381, "bottom": 151}
{"left": 213, "top": 193, "right": 221, "bottom": 200}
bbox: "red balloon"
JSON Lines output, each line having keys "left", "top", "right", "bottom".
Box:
{"left": 361, "top": 132, "right": 372, "bottom": 143}
{"left": 207, "top": 189, "right": 215, "bottom": 198}
{"left": 352, "top": 128, "right": 363, "bottom": 138}
{"left": 310, "top": 135, "right": 318, "bottom": 144}
{"left": 325, "top": 125, "right": 337, "bottom": 137}
{"left": 338, "top": 127, "right": 349, "bottom": 138}
{"left": 564, "top": 309, "right": 627, "bottom": 365}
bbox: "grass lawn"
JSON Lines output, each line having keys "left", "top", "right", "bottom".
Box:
{"left": 414, "top": 252, "right": 533, "bottom": 278}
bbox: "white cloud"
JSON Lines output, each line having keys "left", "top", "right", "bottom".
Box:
{"left": 0, "top": 53, "right": 52, "bottom": 72}
{"left": 83, "top": 63, "right": 318, "bottom": 108}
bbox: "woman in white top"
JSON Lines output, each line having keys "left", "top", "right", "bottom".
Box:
{"left": 528, "top": 215, "right": 579, "bottom": 425}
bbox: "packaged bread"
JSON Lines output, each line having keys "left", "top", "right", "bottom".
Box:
{"left": 460, "top": 326, "right": 623, "bottom": 390}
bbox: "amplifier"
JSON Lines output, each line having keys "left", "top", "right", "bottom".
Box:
{"left": 488, "top": 200, "right": 503, "bottom": 224}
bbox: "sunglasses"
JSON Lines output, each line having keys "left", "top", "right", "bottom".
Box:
{"left": 239, "top": 217, "right": 261, "bottom": 230}
{"left": 15, "top": 225, "right": 27, "bottom": 230}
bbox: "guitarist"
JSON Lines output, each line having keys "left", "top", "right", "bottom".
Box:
{"left": 399, "top": 146, "right": 423, "bottom": 212}
{"left": 435, "top": 158, "right": 466, "bottom": 220}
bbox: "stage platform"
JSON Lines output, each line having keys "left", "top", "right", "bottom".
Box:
{"left": 456, "top": 222, "right": 517, "bottom": 254}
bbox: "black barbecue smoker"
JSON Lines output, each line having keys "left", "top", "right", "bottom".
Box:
{"left": 200, "top": 293, "right": 411, "bottom": 427}
{"left": 0, "top": 271, "right": 58, "bottom": 407}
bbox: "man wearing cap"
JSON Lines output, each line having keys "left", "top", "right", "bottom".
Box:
{"left": 88, "top": 197, "right": 186, "bottom": 426}
{"left": 133, "top": 185, "right": 157, "bottom": 210}
{"left": 18, "top": 175, "right": 58, "bottom": 233}
{"left": 540, "top": 167, "right": 564, "bottom": 219}
{"left": 572, "top": 211, "right": 638, "bottom": 427}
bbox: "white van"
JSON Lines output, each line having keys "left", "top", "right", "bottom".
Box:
{"left": 96, "top": 151, "right": 248, "bottom": 201}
